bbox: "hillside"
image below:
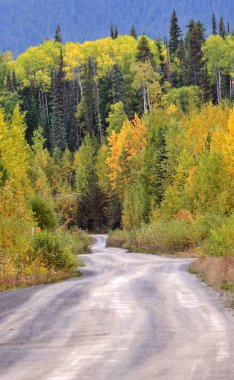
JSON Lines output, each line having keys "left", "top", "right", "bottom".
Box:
{"left": 0, "top": 0, "right": 233, "bottom": 56}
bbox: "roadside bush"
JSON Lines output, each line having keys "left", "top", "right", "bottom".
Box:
{"left": 201, "top": 214, "right": 234, "bottom": 256}
{"left": 31, "top": 195, "right": 58, "bottom": 230}
{"left": 32, "top": 230, "right": 76, "bottom": 270}
{"left": 107, "top": 229, "right": 130, "bottom": 248}
{"left": 107, "top": 220, "right": 194, "bottom": 253}
{"left": 62, "top": 228, "right": 92, "bottom": 255}
{"left": 130, "top": 220, "right": 193, "bottom": 253}
{"left": 190, "top": 212, "right": 224, "bottom": 245}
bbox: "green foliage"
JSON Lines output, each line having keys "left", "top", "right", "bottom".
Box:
{"left": 32, "top": 230, "right": 76, "bottom": 270}
{"left": 31, "top": 195, "right": 58, "bottom": 230}
{"left": 189, "top": 152, "right": 234, "bottom": 215}
{"left": 130, "top": 220, "right": 193, "bottom": 253}
{"left": 106, "top": 101, "right": 127, "bottom": 135}
{"left": 165, "top": 86, "right": 202, "bottom": 112}
{"left": 169, "top": 10, "right": 182, "bottom": 55}
{"left": 108, "top": 220, "right": 194, "bottom": 253}
{"left": 136, "top": 36, "right": 154, "bottom": 65}
{"left": 201, "top": 214, "right": 234, "bottom": 256}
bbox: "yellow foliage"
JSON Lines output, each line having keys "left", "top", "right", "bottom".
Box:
{"left": 166, "top": 104, "right": 177, "bottom": 114}
{"left": 0, "top": 106, "right": 31, "bottom": 193}
{"left": 107, "top": 114, "right": 147, "bottom": 200}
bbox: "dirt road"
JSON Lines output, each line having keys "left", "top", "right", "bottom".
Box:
{"left": 0, "top": 235, "right": 233, "bottom": 379}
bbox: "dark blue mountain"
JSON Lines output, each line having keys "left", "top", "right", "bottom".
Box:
{"left": 0, "top": 0, "right": 233, "bottom": 56}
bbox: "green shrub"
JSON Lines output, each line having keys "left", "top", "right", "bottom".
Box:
{"left": 63, "top": 228, "right": 92, "bottom": 255}
{"left": 131, "top": 220, "right": 193, "bottom": 253}
{"left": 107, "top": 220, "right": 194, "bottom": 253}
{"left": 32, "top": 231, "right": 76, "bottom": 270}
{"left": 201, "top": 214, "right": 234, "bottom": 256}
{"left": 31, "top": 195, "right": 58, "bottom": 230}
{"left": 190, "top": 213, "right": 224, "bottom": 244}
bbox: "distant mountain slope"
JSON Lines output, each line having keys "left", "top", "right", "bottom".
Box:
{"left": 0, "top": 0, "right": 233, "bottom": 56}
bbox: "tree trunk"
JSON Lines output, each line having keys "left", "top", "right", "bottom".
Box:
{"left": 143, "top": 87, "right": 147, "bottom": 112}
{"left": 95, "top": 80, "right": 103, "bottom": 140}
{"left": 230, "top": 75, "right": 234, "bottom": 100}
{"left": 147, "top": 86, "right": 152, "bottom": 113}
{"left": 217, "top": 67, "right": 222, "bottom": 104}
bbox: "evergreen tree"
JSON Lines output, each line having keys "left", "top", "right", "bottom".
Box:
{"left": 67, "top": 78, "right": 81, "bottom": 151}
{"left": 110, "top": 23, "right": 118, "bottom": 39}
{"left": 219, "top": 17, "right": 227, "bottom": 38}
{"left": 54, "top": 25, "right": 62, "bottom": 43}
{"left": 111, "top": 64, "right": 125, "bottom": 104}
{"left": 50, "top": 49, "right": 66, "bottom": 151}
{"left": 110, "top": 22, "right": 115, "bottom": 39}
{"left": 185, "top": 20, "right": 210, "bottom": 97}
{"left": 12, "top": 70, "right": 17, "bottom": 91}
{"left": 129, "top": 25, "right": 137, "bottom": 39}
{"left": 113, "top": 25, "right": 119, "bottom": 39}
{"left": 6, "top": 71, "right": 13, "bottom": 92}
{"left": 74, "top": 135, "right": 105, "bottom": 230}
{"left": 176, "top": 39, "right": 186, "bottom": 86}
{"left": 21, "top": 86, "right": 40, "bottom": 144}
{"left": 169, "top": 10, "right": 182, "bottom": 55}
{"left": 78, "top": 57, "right": 103, "bottom": 139}
{"left": 136, "top": 36, "right": 154, "bottom": 65}
{"left": 212, "top": 13, "right": 217, "bottom": 35}
{"left": 155, "top": 39, "right": 166, "bottom": 81}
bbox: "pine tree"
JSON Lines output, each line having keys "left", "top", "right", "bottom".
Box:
{"left": 67, "top": 78, "right": 81, "bottom": 152}
{"left": 22, "top": 85, "right": 40, "bottom": 144}
{"left": 110, "top": 23, "right": 118, "bottom": 39}
{"left": 155, "top": 39, "right": 167, "bottom": 82}
{"left": 129, "top": 25, "right": 137, "bottom": 39}
{"left": 219, "top": 17, "right": 227, "bottom": 38}
{"left": 113, "top": 25, "right": 119, "bottom": 39}
{"left": 6, "top": 71, "right": 13, "bottom": 92}
{"left": 54, "top": 25, "right": 62, "bottom": 43}
{"left": 185, "top": 20, "right": 210, "bottom": 97}
{"left": 74, "top": 135, "right": 105, "bottom": 230}
{"left": 136, "top": 36, "right": 154, "bottom": 65}
{"left": 111, "top": 64, "right": 125, "bottom": 104}
{"left": 50, "top": 49, "right": 66, "bottom": 152}
{"left": 169, "top": 10, "right": 182, "bottom": 55}
{"left": 212, "top": 13, "right": 217, "bottom": 35}
{"left": 12, "top": 70, "right": 17, "bottom": 92}
{"left": 78, "top": 57, "right": 103, "bottom": 139}
{"left": 110, "top": 22, "right": 115, "bottom": 39}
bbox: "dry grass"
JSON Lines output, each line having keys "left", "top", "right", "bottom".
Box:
{"left": 107, "top": 229, "right": 130, "bottom": 248}
{"left": 0, "top": 268, "right": 80, "bottom": 291}
{"left": 190, "top": 256, "right": 234, "bottom": 292}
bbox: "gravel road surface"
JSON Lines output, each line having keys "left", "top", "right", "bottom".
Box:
{"left": 0, "top": 235, "right": 233, "bottom": 380}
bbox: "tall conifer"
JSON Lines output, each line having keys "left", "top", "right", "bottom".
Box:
{"left": 212, "top": 13, "right": 217, "bottom": 35}
{"left": 136, "top": 36, "right": 154, "bottom": 65}
{"left": 169, "top": 10, "right": 182, "bottom": 55}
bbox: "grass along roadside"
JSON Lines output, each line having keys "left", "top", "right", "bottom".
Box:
{"left": 190, "top": 257, "right": 234, "bottom": 308}
{"left": 0, "top": 229, "right": 92, "bottom": 291}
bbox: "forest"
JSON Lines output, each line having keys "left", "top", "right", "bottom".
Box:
{"left": 0, "top": 11, "right": 234, "bottom": 291}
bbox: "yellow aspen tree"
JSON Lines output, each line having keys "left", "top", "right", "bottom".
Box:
{"left": 106, "top": 114, "right": 147, "bottom": 201}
